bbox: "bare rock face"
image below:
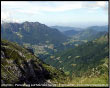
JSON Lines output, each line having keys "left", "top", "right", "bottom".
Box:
{"left": 1, "top": 40, "right": 65, "bottom": 85}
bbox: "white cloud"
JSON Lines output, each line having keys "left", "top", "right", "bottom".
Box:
{"left": 39, "top": 2, "right": 83, "bottom": 12}
{"left": 96, "top": 1, "right": 108, "bottom": 11}
{"left": 1, "top": 7, "right": 11, "bottom": 23}
{"left": 1, "top": 11, "right": 10, "bottom": 21}
{"left": 96, "top": 1, "right": 107, "bottom": 7}
{"left": 1, "top": 1, "right": 108, "bottom": 12}
{"left": 1, "top": 1, "right": 108, "bottom": 23}
{"left": 82, "top": 1, "right": 108, "bottom": 10}
{"left": 1, "top": 7, "right": 21, "bottom": 23}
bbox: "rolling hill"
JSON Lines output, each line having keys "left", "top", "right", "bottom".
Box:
{"left": 71, "top": 28, "right": 107, "bottom": 41}
{"left": 86, "top": 25, "right": 108, "bottom": 32}
{"left": 63, "top": 30, "right": 79, "bottom": 37}
{"left": 51, "top": 26, "right": 83, "bottom": 32}
{"left": 52, "top": 26, "right": 108, "bottom": 39}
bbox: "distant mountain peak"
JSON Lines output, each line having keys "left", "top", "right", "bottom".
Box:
{"left": 51, "top": 26, "right": 83, "bottom": 32}
{"left": 1, "top": 21, "right": 68, "bottom": 45}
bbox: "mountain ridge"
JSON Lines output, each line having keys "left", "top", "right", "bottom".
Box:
{"left": 1, "top": 22, "right": 68, "bottom": 45}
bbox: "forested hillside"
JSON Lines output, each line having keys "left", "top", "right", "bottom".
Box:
{"left": 45, "top": 34, "right": 109, "bottom": 84}
{"left": 1, "top": 22, "right": 68, "bottom": 45}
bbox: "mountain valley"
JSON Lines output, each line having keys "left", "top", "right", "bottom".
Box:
{"left": 1, "top": 21, "right": 109, "bottom": 86}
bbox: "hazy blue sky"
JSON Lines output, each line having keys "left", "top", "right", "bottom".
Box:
{"left": 1, "top": 1, "right": 108, "bottom": 28}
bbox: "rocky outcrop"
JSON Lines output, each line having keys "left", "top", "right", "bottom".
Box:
{"left": 1, "top": 40, "right": 65, "bottom": 85}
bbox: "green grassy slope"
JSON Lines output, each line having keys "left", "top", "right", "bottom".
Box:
{"left": 45, "top": 34, "right": 109, "bottom": 84}
{"left": 1, "top": 39, "right": 66, "bottom": 85}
